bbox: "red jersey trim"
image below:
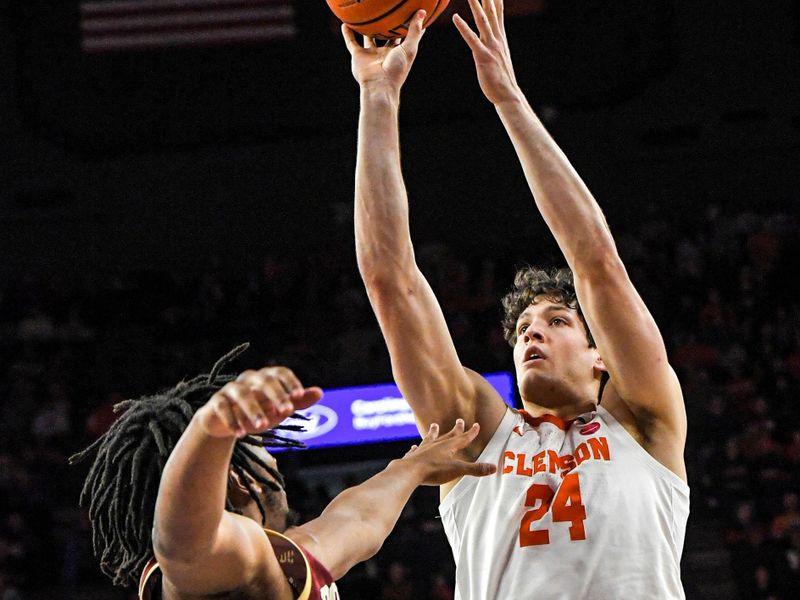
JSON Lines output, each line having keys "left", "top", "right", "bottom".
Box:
{"left": 264, "top": 528, "right": 313, "bottom": 600}
{"left": 138, "top": 557, "right": 160, "bottom": 600}
{"left": 518, "top": 410, "right": 576, "bottom": 431}
{"left": 137, "top": 529, "right": 317, "bottom": 600}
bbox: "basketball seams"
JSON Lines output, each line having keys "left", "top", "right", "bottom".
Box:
{"left": 343, "top": 0, "right": 410, "bottom": 27}
{"left": 328, "top": 0, "right": 449, "bottom": 39}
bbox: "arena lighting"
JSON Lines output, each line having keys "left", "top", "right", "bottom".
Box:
{"left": 274, "top": 372, "right": 515, "bottom": 451}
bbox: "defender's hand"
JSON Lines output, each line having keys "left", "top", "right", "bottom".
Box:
{"left": 197, "top": 367, "right": 323, "bottom": 439}
{"left": 402, "top": 419, "right": 497, "bottom": 485}
{"left": 342, "top": 10, "right": 427, "bottom": 93}
{"left": 453, "top": 0, "right": 521, "bottom": 105}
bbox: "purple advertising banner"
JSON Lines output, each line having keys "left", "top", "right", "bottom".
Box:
{"left": 275, "top": 372, "right": 515, "bottom": 452}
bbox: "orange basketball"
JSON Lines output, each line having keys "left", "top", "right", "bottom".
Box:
{"left": 328, "top": 0, "right": 451, "bottom": 40}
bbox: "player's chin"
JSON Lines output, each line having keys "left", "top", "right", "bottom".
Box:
{"left": 517, "top": 368, "right": 544, "bottom": 397}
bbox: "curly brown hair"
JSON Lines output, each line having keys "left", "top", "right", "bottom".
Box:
{"left": 501, "top": 267, "right": 596, "bottom": 348}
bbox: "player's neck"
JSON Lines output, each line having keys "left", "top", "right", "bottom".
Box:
{"left": 520, "top": 398, "right": 597, "bottom": 421}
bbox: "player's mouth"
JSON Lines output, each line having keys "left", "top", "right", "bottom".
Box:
{"left": 523, "top": 345, "right": 546, "bottom": 365}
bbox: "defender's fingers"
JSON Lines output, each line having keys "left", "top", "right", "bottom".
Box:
{"left": 260, "top": 377, "right": 296, "bottom": 415}
{"left": 235, "top": 388, "right": 271, "bottom": 428}
{"left": 240, "top": 374, "right": 290, "bottom": 410}
{"left": 229, "top": 402, "right": 251, "bottom": 437}
{"left": 451, "top": 422, "right": 481, "bottom": 449}
{"left": 293, "top": 386, "right": 323, "bottom": 410}
{"left": 439, "top": 418, "right": 466, "bottom": 440}
{"left": 235, "top": 369, "right": 259, "bottom": 383}
{"left": 457, "top": 460, "right": 497, "bottom": 477}
{"left": 227, "top": 381, "right": 277, "bottom": 428}
{"left": 258, "top": 366, "right": 303, "bottom": 395}
{"left": 210, "top": 391, "right": 242, "bottom": 436}
{"left": 453, "top": 14, "right": 482, "bottom": 53}
{"left": 422, "top": 422, "right": 440, "bottom": 442}
{"left": 216, "top": 385, "right": 250, "bottom": 436}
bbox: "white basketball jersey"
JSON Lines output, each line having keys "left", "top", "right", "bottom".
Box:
{"left": 440, "top": 406, "right": 689, "bottom": 600}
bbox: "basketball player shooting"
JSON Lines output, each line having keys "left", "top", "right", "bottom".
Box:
{"left": 71, "top": 346, "right": 495, "bottom": 600}
{"left": 342, "top": 1, "right": 689, "bottom": 598}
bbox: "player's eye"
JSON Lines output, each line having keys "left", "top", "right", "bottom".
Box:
{"left": 518, "top": 324, "right": 528, "bottom": 335}
{"left": 550, "top": 317, "right": 566, "bottom": 326}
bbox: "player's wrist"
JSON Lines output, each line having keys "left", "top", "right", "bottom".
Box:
{"left": 492, "top": 88, "right": 527, "bottom": 111}
{"left": 388, "top": 457, "right": 426, "bottom": 485}
{"left": 360, "top": 81, "right": 402, "bottom": 105}
{"left": 193, "top": 406, "right": 238, "bottom": 441}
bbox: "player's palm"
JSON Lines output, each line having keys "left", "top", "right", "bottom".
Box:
{"left": 404, "top": 420, "right": 496, "bottom": 485}
{"left": 342, "top": 10, "right": 427, "bottom": 92}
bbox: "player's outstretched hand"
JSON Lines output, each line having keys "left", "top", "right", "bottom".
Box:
{"left": 341, "top": 9, "right": 427, "bottom": 94}
{"left": 197, "top": 367, "right": 323, "bottom": 439}
{"left": 403, "top": 419, "right": 497, "bottom": 485}
{"left": 453, "top": 0, "right": 521, "bottom": 105}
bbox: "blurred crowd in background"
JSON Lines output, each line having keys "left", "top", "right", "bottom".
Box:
{"left": 1, "top": 203, "right": 799, "bottom": 600}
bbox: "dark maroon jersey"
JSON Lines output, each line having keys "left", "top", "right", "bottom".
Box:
{"left": 138, "top": 529, "right": 339, "bottom": 600}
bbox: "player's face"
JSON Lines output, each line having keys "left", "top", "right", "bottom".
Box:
{"left": 248, "top": 447, "right": 292, "bottom": 532}
{"left": 512, "top": 298, "right": 602, "bottom": 409}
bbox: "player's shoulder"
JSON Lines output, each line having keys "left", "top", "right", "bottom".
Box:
{"left": 267, "top": 528, "right": 337, "bottom": 600}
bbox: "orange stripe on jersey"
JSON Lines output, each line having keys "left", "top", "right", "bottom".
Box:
{"left": 519, "top": 410, "right": 576, "bottom": 431}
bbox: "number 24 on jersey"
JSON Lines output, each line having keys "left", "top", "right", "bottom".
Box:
{"left": 519, "top": 473, "right": 587, "bottom": 547}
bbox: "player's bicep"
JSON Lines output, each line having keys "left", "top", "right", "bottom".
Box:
{"left": 574, "top": 257, "right": 683, "bottom": 427}
{"left": 157, "top": 513, "right": 281, "bottom": 596}
{"left": 364, "top": 266, "right": 482, "bottom": 429}
{"left": 287, "top": 509, "right": 376, "bottom": 581}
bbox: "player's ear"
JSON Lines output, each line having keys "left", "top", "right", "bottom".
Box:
{"left": 592, "top": 354, "right": 607, "bottom": 380}
{"left": 227, "top": 471, "right": 251, "bottom": 508}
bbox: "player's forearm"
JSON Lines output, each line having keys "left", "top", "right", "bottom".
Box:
{"left": 321, "top": 459, "right": 420, "bottom": 559}
{"left": 153, "top": 413, "right": 234, "bottom": 562}
{"left": 355, "top": 84, "right": 416, "bottom": 280}
{"left": 496, "top": 98, "right": 618, "bottom": 272}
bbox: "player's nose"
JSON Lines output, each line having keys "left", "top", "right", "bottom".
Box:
{"left": 522, "top": 324, "right": 545, "bottom": 343}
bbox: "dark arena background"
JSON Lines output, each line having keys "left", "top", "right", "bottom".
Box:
{"left": 1, "top": 0, "right": 800, "bottom": 598}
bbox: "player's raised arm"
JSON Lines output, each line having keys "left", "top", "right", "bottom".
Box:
{"left": 152, "top": 369, "right": 322, "bottom": 596}
{"left": 288, "top": 420, "right": 496, "bottom": 580}
{"left": 342, "top": 12, "right": 507, "bottom": 451}
{"left": 454, "top": 0, "right": 686, "bottom": 473}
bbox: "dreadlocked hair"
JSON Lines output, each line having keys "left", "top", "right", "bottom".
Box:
{"left": 68, "top": 343, "right": 307, "bottom": 587}
{"left": 501, "top": 266, "right": 596, "bottom": 348}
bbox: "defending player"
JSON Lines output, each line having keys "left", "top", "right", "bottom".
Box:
{"left": 342, "top": 1, "right": 689, "bottom": 598}
{"left": 70, "top": 345, "right": 495, "bottom": 600}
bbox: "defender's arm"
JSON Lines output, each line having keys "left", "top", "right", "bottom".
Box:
{"left": 153, "top": 370, "right": 321, "bottom": 596}
{"left": 288, "top": 421, "right": 496, "bottom": 580}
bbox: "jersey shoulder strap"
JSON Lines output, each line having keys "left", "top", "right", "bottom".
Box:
{"left": 264, "top": 528, "right": 314, "bottom": 600}
{"left": 138, "top": 557, "right": 161, "bottom": 600}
